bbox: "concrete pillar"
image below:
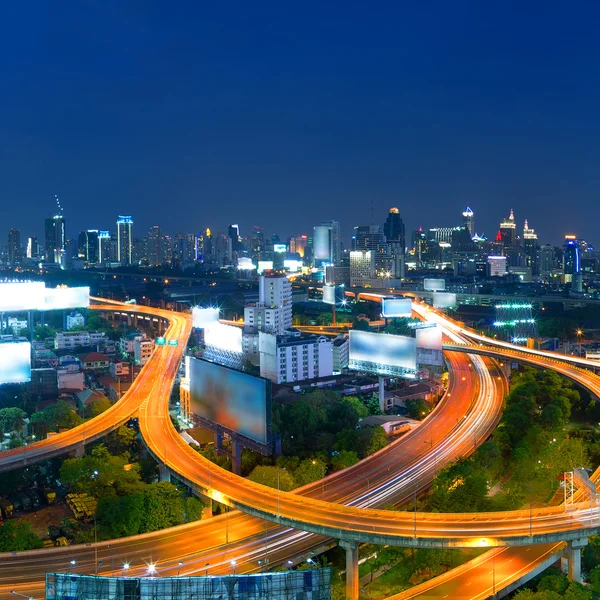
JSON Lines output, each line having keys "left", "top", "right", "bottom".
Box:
{"left": 214, "top": 432, "right": 223, "bottom": 452}
{"left": 191, "top": 489, "right": 213, "bottom": 518}
{"left": 231, "top": 439, "right": 242, "bottom": 476}
{"left": 567, "top": 538, "right": 588, "bottom": 583}
{"left": 378, "top": 376, "right": 386, "bottom": 413}
{"left": 74, "top": 445, "right": 85, "bottom": 458}
{"left": 339, "top": 540, "right": 359, "bottom": 600}
{"left": 159, "top": 464, "right": 170, "bottom": 482}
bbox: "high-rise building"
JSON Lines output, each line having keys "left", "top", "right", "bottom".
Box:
{"left": 499, "top": 209, "right": 517, "bottom": 247}
{"left": 45, "top": 214, "right": 66, "bottom": 266}
{"left": 288, "top": 234, "right": 308, "bottom": 257}
{"left": 539, "top": 245, "right": 555, "bottom": 278}
{"left": 78, "top": 230, "right": 99, "bottom": 264}
{"left": 354, "top": 225, "right": 388, "bottom": 272}
{"left": 350, "top": 250, "right": 374, "bottom": 286}
{"left": 116, "top": 216, "right": 133, "bottom": 266}
{"left": 462, "top": 207, "right": 475, "bottom": 238}
{"left": 7, "top": 228, "right": 21, "bottom": 265}
{"left": 313, "top": 220, "right": 341, "bottom": 265}
{"left": 523, "top": 219, "right": 538, "bottom": 274}
{"left": 383, "top": 207, "right": 406, "bottom": 250}
{"left": 145, "top": 225, "right": 161, "bottom": 266}
{"left": 26, "top": 236, "right": 39, "bottom": 260}
{"left": 563, "top": 235, "right": 582, "bottom": 290}
{"left": 259, "top": 275, "right": 292, "bottom": 328}
{"left": 98, "top": 231, "right": 111, "bottom": 265}
{"left": 228, "top": 224, "right": 242, "bottom": 252}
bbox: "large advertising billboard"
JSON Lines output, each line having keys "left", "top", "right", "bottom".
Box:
{"left": 433, "top": 292, "right": 457, "bottom": 308}
{"left": 0, "top": 341, "right": 31, "bottom": 384}
{"left": 192, "top": 307, "right": 220, "bottom": 329}
{"left": 187, "top": 357, "right": 271, "bottom": 446}
{"left": 0, "top": 282, "right": 46, "bottom": 312}
{"left": 348, "top": 330, "right": 416, "bottom": 376}
{"left": 423, "top": 278, "right": 445, "bottom": 291}
{"left": 44, "top": 287, "right": 90, "bottom": 310}
{"left": 322, "top": 285, "right": 345, "bottom": 306}
{"left": 381, "top": 297, "right": 412, "bottom": 318}
{"left": 416, "top": 326, "right": 443, "bottom": 367}
{"left": 204, "top": 323, "right": 243, "bottom": 353}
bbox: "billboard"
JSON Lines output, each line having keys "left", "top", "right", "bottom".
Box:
{"left": 381, "top": 297, "right": 412, "bottom": 318}
{"left": 257, "top": 260, "right": 273, "bottom": 274}
{"left": 416, "top": 326, "right": 443, "bottom": 367}
{"left": 348, "top": 330, "right": 416, "bottom": 376}
{"left": 0, "top": 282, "right": 46, "bottom": 311}
{"left": 237, "top": 257, "right": 256, "bottom": 270}
{"left": 192, "top": 307, "right": 220, "bottom": 329}
{"left": 187, "top": 357, "right": 271, "bottom": 445}
{"left": 433, "top": 292, "right": 457, "bottom": 308}
{"left": 274, "top": 244, "right": 287, "bottom": 253}
{"left": 322, "top": 285, "right": 345, "bottom": 305}
{"left": 204, "top": 323, "right": 243, "bottom": 353}
{"left": 44, "top": 287, "right": 90, "bottom": 310}
{"left": 0, "top": 341, "right": 31, "bottom": 384}
{"left": 284, "top": 259, "right": 302, "bottom": 272}
{"left": 424, "top": 278, "right": 445, "bottom": 291}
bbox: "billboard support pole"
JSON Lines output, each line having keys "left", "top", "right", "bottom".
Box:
{"left": 231, "top": 439, "right": 242, "bottom": 476}
{"left": 378, "top": 376, "right": 386, "bottom": 413}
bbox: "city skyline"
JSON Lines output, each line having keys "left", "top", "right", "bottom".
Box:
{"left": 2, "top": 3, "right": 600, "bottom": 245}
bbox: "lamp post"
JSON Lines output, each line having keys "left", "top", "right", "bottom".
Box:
{"left": 360, "top": 475, "right": 371, "bottom": 508}
{"left": 177, "top": 561, "right": 183, "bottom": 577}
{"left": 277, "top": 467, "right": 286, "bottom": 517}
{"left": 205, "top": 563, "right": 209, "bottom": 576}
{"left": 413, "top": 484, "right": 419, "bottom": 539}
{"left": 230, "top": 560, "right": 237, "bottom": 575}
{"left": 576, "top": 329, "right": 583, "bottom": 356}
{"left": 122, "top": 563, "right": 130, "bottom": 577}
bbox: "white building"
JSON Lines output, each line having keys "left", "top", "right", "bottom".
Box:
{"left": 134, "top": 337, "right": 153, "bottom": 365}
{"left": 350, "top": 251, "right": 375, "bottom": 287}
{"left": 57, "top": 366, "right": 85, "bottom": 391}
{"left": 488, "top": 256, "right": 507, "bottom": 277}
{"left": 1, "top": 317, "right": 28, "bottom": 335}
{"left": 258, "top": 275, "right": 292, "bottom": 330}
{"left": 66, "top": 312, "right": 85, "bottom": 330}
{"left": 259, "top": 332, "right": 333, "bottom": 384}
{"left": 110, "top": 361, "right": 130, "bottom": 378}
{"left": 332, "top": 335, "right": 349, "bottom": 373}
{"left": 55, "top": 331, "right": 105, "bottom": 350}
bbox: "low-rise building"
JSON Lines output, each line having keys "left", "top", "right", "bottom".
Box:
{"left": 134, "top": 337, "right": 153, "bottom": 365}
{"left": 57, "top": 366, "right": 85, "bottom": 392}
{"left": 66, "top": 312, "right": 85, "bottom": 330}
{"left": 55, "top": 331, "right": 105, "bottom": 350}
{"left": 80, "top": 352, "right": 110, "bottom": 370}
{"left": 109, "top": 361, "right": 130, "bottom": 378}
{"left": 332, "top": 334, "right": 349, "bottom": 373}
{"left": 259, "top": 332, "right": 333, "bottom": 384}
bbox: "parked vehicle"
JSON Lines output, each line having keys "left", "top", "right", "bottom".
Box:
{"left": 0, "top": 499, "right": 14, "bottom": 518}
{"left": 17, "top": 492, "right": 32, "bottom": 512}
{"left": 44, "top": 488, "right": 57, "bottom": 505}
{"left": 10, "top": 495, "right": 22, "bottom": 512}
{"left": 25, "top": 490, "right": 41, "bottom": 510}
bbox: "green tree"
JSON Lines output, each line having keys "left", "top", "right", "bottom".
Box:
{"left": 248, "top": 466, "right": 297, "bottom": 491}
{"left": 294, "top": 458, "right": 327, "bottom": 486}
{"left": 141, "top": 482, "right": 186, "bottom": 532}
{"left": 405, "top": 398, "right": 431, "bottom": 420}
{"left": 104, "top": 425, "right": 137, "bottom": 456}
{"left": 0, "top": 520, "right": 43, "bottom": 551}
{"left": 183, "top": 496, "right": 206, "bottom": 522}
{"left": 97, "top": 493, "right": 145, "bottom": 539}
{"left": 330, "top": 450, "right": 359, "bottom": 472}
{"left": 30, "top": 400, "right": 83, "bottom": 437}
{"left": 84, "top": 395, "right": 112, "bottom": 418}
{"left": 0, "top": 407, "right": 27, "bottom": 434}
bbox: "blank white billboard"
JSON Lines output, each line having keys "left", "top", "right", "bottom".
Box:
{"left": 44, "top": 287, "right": 90, "bottom": 310}
{"left": 0, "top": 282, "right": 46, "bottom": 312}
{"left": 0, "top": 342, "right": 31, "bottom": 384}
{"left": 381, "top": 297, "right": 412, "bottom": 318}
{"left": 257, "top": 261, "right": 273, "bottom": 274}
{"left": 192, "top": 307, "right": 220, "bottom": 329}
{"left": 424, "top": 278, "right": 445, "bottom": 291}
{"left": 204, "top": 323, "right": 242, "bottom": 353}
{"left": 433, "top": 292, "right": 457, "bottom": 308}
{"left": 416, "top": 326, "right": 442, "bottom": 350}
{"left": 349, "top": 330, "right": 416, "bottom": 375}
{"left": 323, "top": 285, "right": 336, "bottom": 305}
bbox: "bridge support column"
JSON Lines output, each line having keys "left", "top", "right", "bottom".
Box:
{"left": 74, "top": 445, "right": 85, "bottom": 458}
{"left": 339, "top": 540, "right": 359, "bottom": 600}
{"left": 159, "top": 464, "right": 170, "bottom": 482}
{"left": 567, "top": 538, "right": 587, "bottom": 583}
{"left": 231, "top": 439, "right": 242, "bottom": 476}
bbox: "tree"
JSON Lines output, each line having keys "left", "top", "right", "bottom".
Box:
{"left": 294, "top": 458, "right": 327, "bottom": 486}
{"left": 248, "top": 466, "right": 297, "bottom": 491}
{"left": 0, "top": 407, "right": 27, "bottom": 434}
{"left": 104, "top": 425, "right": 137, "bottom": 456}
{"left": 184, "top": 496, "right": 206, "bottom": 522}
{"left": 30, "top": 400, "right": 83, "bottom": 437}
{"left": 141, "top": 482, "right": 186, "bottom": 532}
{"left": 84, "top": 395, "right": 112, "bottom": 418}
{"left": 97, "top": 493, "right": 145, "bottom": 539}
{"left": 405, "top": 398, "right": 431, "bottom": 420}
{"left": 336, "top": 426, "right": 388, "bottom": 459}
{"left": 330, "top": 450, "right": 359, "bottom": 472}
{"left": 0, "top": 520, "right": 43, "bottom": 552}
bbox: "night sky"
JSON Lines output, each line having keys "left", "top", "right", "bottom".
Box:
{"left": 2, "top": 2, "right": 600, "bottom": 246}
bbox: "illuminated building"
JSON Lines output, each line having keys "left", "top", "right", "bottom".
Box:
{"left": 288, "top": 234, "right": 308, "bottom": 257}
{"left": 383, "top": 207, "right": 406, "bottom": 250}
{"left": 499, "top": 209, "right": 516, "bottom": 247}
{"left": 116, "top": 215, "right": 133, "bottom": 266}
{"left": 523, "top": 219, "right": 538, "bottom": 274}
{"left": 97, "top": 231, "right": 111, "bottom": 265}
{"left": 563, "top": 235, "right": 582, "bottom": 292}
{"left": 494, "top": 303, "right": 537, "bottom": 345}
{"left": 7, "top": 228, "right": 21, "bottom": 265}
{"left": 77, "top": 230, "right": 98, "bottom": 264}
{"left": 350, "top": 250, "right": 374, "bottom": 286}
{"left": 26, "top": 236, "right": 39, "bottom": 259}
{"left": 45, "top": 214, "right": 66, "bottom": 266}
{"left": 259, "top": 332, "right": 333, "bottom": 384}
{"left": 462, "top": 206, "right": 475, "bottom": 237}
{"left": 251, "top": 226, "right": 266, "bottom": 261}
{"left": 313, "top": 220, "right": 341, "bottom": 265}
{"left": 488, "top": 255, "right": 507, "bottom": 277}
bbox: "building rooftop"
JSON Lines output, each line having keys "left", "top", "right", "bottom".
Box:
{"left": 80, "top": 352, "right": 109, "bottom": 363}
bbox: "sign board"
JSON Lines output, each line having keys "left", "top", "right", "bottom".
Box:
{"left": 168, "top": 339, "right": 178, "bottom": 346}
{"left": 156, "top": 337, "right": 166, "bottom": 346}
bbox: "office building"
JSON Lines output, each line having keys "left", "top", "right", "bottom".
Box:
{"left": 313, "top": 220, "right": 341, "bottom": 265}
{"left": 288, "top": 234, "right": 308, "bottom": 257}
{"left": 97, "top": 231, "right": 111, "bottom": 265}
{"left": 499, "top": 209, "right": 517, "bottom": 247}
{"left": 116, "top": 216, "right": 133, "bottom": 266}
{"left": 259, "top": 332, "right": 333, "bottom": 384}
{"left": 7, "top": 228, "right": 21, "bottom": 265}
{"left": 462, "top": 207, "right": 475, "bottom": 237}
{"left": 78, "top": 230, "right": 99, "bottom": 264}
{"left": 523, "top": 219, "right": 538, "bottom": 274}
{"left": 332, "top": 335, "right": 349, "bottom": 373}
{"left": 563, "top": 235, "right": 582, "bottom": 292}
{"left": 488, "top": 255, "right": 507, "bottom": 277}
{"left": 45, "top": 214, "right": 66, "bottom": 266}
{"left": 350, "top": 250, "right": 375, "bottom": 286}
{"left": 134, "top": 337, "right": 153, "bottom": 365}
{"left": 26, "top": 236, "right": 39, "bottom": 260}
{"left": 539, "top": 244, "right": 555, "bottom": 278}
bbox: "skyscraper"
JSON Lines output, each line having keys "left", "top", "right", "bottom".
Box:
{"left": 499, "top": 209, "right": 516, "bottom": 247}
{"left": 7, "top": 228, "right": 21, "bottom": 265}
{"left": 383, "top": 207, "right": 406, "bottom": 250}
{"left": 45, "top": 214, "right": 66, "bottom": 266}
{"left": 78, "top": 230, "right": 99, "bottom": 264}
{"left": 116, "top": 216, "right": 133, "bottom": 266}
{"left": 523, "top": 219, "right": 538, "bottom": 274}
{"left": 462, "top": 207, "right": 475, "bottom": 237}
{"left": 98, "top": 231, "right": 111, "bottom": 265}
{"left": 26, "top": 236, "right": 39, "bottom": 259}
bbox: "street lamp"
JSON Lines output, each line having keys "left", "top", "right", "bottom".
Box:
{"left": 67, "top": 559, "right": 76, "bottom": 574}
{"left": 230, "top": 560, "right": 237, "bottom": 575}
{"left": 177, "top": 561, "right": 183, "bottom": 577}
{"left": 205, "top": 563, "right": 210, "bottom": 576}
{"left": 122, "top": 563, "right": 130, "bottom": 576}
{"left": 287, "top": 560, "right": 293, "bottom": 569}
{"left": 576, "top": 329, "right": 583, "bottom": 356}
{"left": 147, "top": 563, "right": 157, "bottom": 576}
{"left": 277, "top": 467, "right": 286, "bottom": 517}
{"left": 10, "top": 592, "right": 35, "bottom": 600}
